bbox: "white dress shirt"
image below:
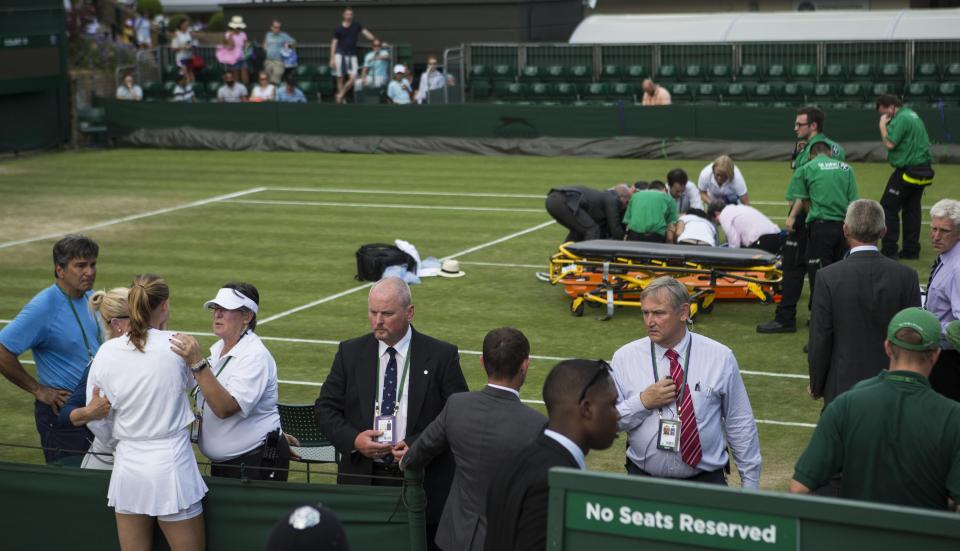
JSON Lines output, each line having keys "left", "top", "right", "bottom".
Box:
{"left": 675, "top": 181, "right": 704, "bottom": 214}
{"left": 677, "top": 214, "right": 717, "bottom": 245}
{"left": 698, "top": 163, "right": 748, "bottom": 204}
{"left": 718, "top": 204, "right": 781, "bottom": 248}
{"left": 544, "top": 429, "right": 586, "bottom": 470}
{"left": 927, "top": 243, "right": 960, "bottom": 349}
{"left": 848, "top": 245, "right": 879, "bottom": 255}
{"left": 486, "top": 383, "right": 520, "bottom": 397}
{"left": 377, "top": 326, "right": 413, "bottom": 440}
{"left": 610, "top": 330, "right": 762, "bottom": 488}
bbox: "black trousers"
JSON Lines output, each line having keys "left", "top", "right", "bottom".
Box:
{"left": 625, "top": 459, "right": 727, "bottom": 486}
{"left": 749, "top": 232, "right": 786, "bottom": 255}
{"left": 625, "top": 230, "right": 666, "bottom": 243}
{"left": 880, "top": 168, "right": 927, "bottom": 258}
{"left": 774, "top": 213, "right": 808, "bottom": 326}
{"left": 210, "top": 432, "right": 291, "bottom": 481}
{"left": 930, "top": 349, "right": 960, "bottom": 402}
{"left": 806, "top": 220, "right": 848, "bottom": 307}
{"left": 34, "top": 401, "right": 91, "bottom": 465}
{"left": 545, "top": 191, "right": 602, "bottom": 243}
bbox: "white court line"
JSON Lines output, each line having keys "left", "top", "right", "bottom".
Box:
{"left": 460, "top": 261, "right": 544, "bottom": 269}
{"left": 0, "top": 187, "right": 268, "bottom": 250}
{"left": 226, "top": 199, "right": 543, "bottom": 213}
{"left": 256, "top": 219, "right": 555, "bottom": 325}
{"left": 267, "top": 187, "right": 544, "bottom": 199}
{"left": 755, "top": 419, "right": 816, "bottom": 428}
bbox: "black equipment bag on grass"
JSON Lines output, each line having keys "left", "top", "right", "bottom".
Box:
{"left": 355, "top": 244, "right": 417, "bottom": 281}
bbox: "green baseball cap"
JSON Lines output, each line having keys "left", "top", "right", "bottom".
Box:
{"left": 887, "top": 307, "right": 942, "bottom": 351}
{"left": 946, "top": 320, "right": 960, "bottom": 350}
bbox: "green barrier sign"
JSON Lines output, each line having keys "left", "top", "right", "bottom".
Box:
{"left": 565, "top": 491, "right": 798, "bottom": 551}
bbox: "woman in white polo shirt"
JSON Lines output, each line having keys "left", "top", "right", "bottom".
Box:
{"left": 88, "top": 274, "right": 206, "bottom": 550}
{"left": 170, "top": 282, "right": 290, "bottom": 481}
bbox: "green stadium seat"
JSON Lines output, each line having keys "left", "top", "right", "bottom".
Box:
{"left": 520, "top": 65, "right": 542, "bottom": 82}
{"left": 295, "top": 65, "right": 318, "bottom": 80}
{"left": 469, "top": 79, "right": 492, "bottom": 100}
{"left": 600, "top": 64, "right": 622, "bottom": 81}
{"left": 656, "top": 64, "right": 677, "bottom": 83}
{"left": 766, "top": 64, "right": 786, "bottom": 81}
{"left": 904, "top": 81, "right": 935, "bottom": 103}
{"left": 682, "top": 64, "right": 703, "bottom": 81}
{"left": 709, "top": 64, "right": 731, "bottom": 81}
{"left": 791, "top": 64, "right": 816, "bottom": 81}
{"left": 724, "top": 82, "right": 749, "bottom": 102}
{"left": 580, "top": 82, "right": 609, "bottom": 102}
{"left": 936, "top": 82, "right": 960, "bottom": 105}
{"left": 851, "top": 63, "right": 874, "bottom": 81}
{"left": 162, "top": 64, "right": 182, "bottom": 82}
{"left": 812, "top": 82, "right": 836, "bottom": 104}
{"left": 823, "top": 63, "right": 846, "bottom": 82}
{"left": 554, "top": 82, "right": 578, "bottom": 102}
{"left": 916, "top": 63, "right": 940, "bottom": 81}
{"left": 946, "top": 63, "right": 960, "bottom": 80}
{"left": 491, "top": 64, "right": 516, "bottom": 82}
{"left": 470, "top": 64, "right": 490, "bottom": 80}
{"left": 527, "top": 82, "right": 552, "bottom": 101}
{"left": 830, "top": 102, "right": 852, "bottom": 110}
{"left": 141, "top": 81, "right": 164, "bottom": 101}
{"left": 297, "top": 81, "right": 318, "bottom": 102}
{"left": 781, "top": 81, "right": 812, "bottom": 104}
{"left": 315, "top": 65, "right": 332, "bottom": 79}
{"left": 669, "top": 82, "right": 693, "bottom": 103}
{"left": 753, "top": 82, "right": 780, "bottom": 103}
{"left": 500, "top": 82, "right": 527, "bottom": 100}
{"left": 840, "top": 82, "right": 865, "bottom": 102}
{"left": 738, "top": 64, "right": 759, "bottom": 81}
{"left": 568, "top": 65, "right": 592, "bottom": 82}
{"left": 492, "top": 79, "right": 513, "bottom": 97}
{"left": 871, "top": 82, "right": 900, "bottom": 97}
{"left": 879, "top": 63, "right": 904, "bottom": 82}
{"left": 206, "top": 80, "right": 221, "bottom": 98}
{"left": 544, "top": 65, "right": 566, "bottom": 81}
{"left": 770, "top": 101, "right": 791, "bottom": 108}
{"left": 608, "top": 82, "right": 636, "bottom": 102}
{"left": 625, "top": 64, "right": 648, "bottom": 82}
{"left": 695, "top": 83, "right": 721, "bottom": 103}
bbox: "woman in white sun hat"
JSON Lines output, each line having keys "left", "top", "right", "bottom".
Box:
{"left": 216, "top": 15, "right": 250, "bottom": 84}
{"left": 170, "top": 282, "right": 295, "bottom": 482}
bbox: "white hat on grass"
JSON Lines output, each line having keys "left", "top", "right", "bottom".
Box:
{"left": 438, "top": 259, "right": 466, "bottom": 278}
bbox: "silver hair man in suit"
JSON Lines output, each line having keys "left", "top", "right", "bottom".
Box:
{"left": 400, "top": 327, "right": 547, "bottom": 551}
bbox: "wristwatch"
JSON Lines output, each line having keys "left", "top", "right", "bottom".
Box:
{"left": 190, "top": 358, "right": 210, "bottom": 373}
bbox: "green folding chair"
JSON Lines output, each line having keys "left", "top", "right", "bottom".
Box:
{"left": 277, "top": 403, "right": 338, "bottom": 483}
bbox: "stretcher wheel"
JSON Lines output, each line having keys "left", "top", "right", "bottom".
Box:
{"left": 700, "top": 296, "right": 715, "bottom": 314}
{"left": 571, "top": 298, "right": 585, "bottom": 317}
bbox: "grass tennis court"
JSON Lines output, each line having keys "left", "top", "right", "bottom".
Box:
{"left": 0, "top": 149, "right": 956, "bottom": 490}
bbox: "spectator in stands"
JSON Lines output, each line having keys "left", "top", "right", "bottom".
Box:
{"left": 56, "top": 287, "right": 129, "bottom": 471}
{"left": 217, "top": 70, "right": 248, "bottom": 103}
{"left": 217, "top": 16, "right": 250, "bottom": 84}
{"left": 387, "top": 64, "right": 413, "bottom": 105}
{"left": 133, "top": 10, "right": 151, "bottom": 49}
{"left": 790, "top": 307, "right": 960, "bottom": 511}
{"left": 170, "top": 283, "right": 295, "bottom": 481}
{"left": 115, "top": 73, "right": 143, "bottom": 101}
{"left": 760, "top": 107, "right": 848, "bottom": 336}
{"left": 675, "top": 209, "right": 717, "bottom": 246}
{"left": 545, "top": 184, "right": 632, "bottom": 242}
{"left": 623, "top": 181, "right": 678, "bottom": 243}
{"left": 926, "top": 199, "right": 960, "bottom": 401}
{"left": 171, "top": 73, "right": 195, "bottom": 103}
{"left": 266, "top": 504, "right": 350, "bottom": 551}
{"left": 611, "top": 277, "right": 762, "bottom": 488}
{"left": 262, "top": 19, "right": 295, "bottom": 85}
{"left": 666, "top": 168, "right": 703, "bottom": 214}
{"left": 357, "top": 39, "right": 390, "bottom": 91}
{"left": 785, "top": 141, "right": 859, "bottom": 323}
{"left": 330, "top": 7, "right": 380, "bottom": 104}
{"left": 415, "top": 56, "right": 447, "bottom": 104}
{"left": 877, "top": 94, "right": 935, "bottom": 260}
{"left": 250, "top": 71, "right": 277, "bottom": 102}
{"left": 0, "top": 235, "right": 100, "bottom": 465}
{"left": 698, "top": 155, "right": 749, "bottom": 206}
{"left": 484, "top": 359, "right": 620, "bottom": 551}
{"left": 401, "top": 328, "right": 547, "bottom": 551}
{"left": 640, "top": 78, "right": 671, "bottom": 106}
{"left": 170, "top": 17, "right": 196, "bottom": 82}
{"left": 121, "top": 18, "right": 135, "bottom": 46}
{"left": 88, "top": 274, "right": 206, "bottom": 549}
{"left": 277, "top": 76, "right": 307, "bottom": 103}
{"left": 707, "top": 200, "right": 783, "bottom": 254}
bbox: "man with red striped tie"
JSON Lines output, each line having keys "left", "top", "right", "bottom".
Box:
{"left": 610, "top": 276, "right": 762, "bottom": 487}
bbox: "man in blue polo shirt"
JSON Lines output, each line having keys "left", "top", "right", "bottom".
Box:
{"left": 0, "top": 235, "right": 102, "bottom": 464}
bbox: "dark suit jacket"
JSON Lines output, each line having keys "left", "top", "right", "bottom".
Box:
{"left": 484, "top": 433, "right": 580, "bottom": 551}
{"left": 550, "top": 186, "right": 625, "bottom": 239}
{"left": 403, "top": 385, "right": 547, "bottom": 551}
{"left": 809, "top": 249, "right": 921, "bottom": 404}
{"left": 315, "top": 327, "right": 468, "bottom": 524}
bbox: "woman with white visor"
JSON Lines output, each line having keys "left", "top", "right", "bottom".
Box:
{"left": 171, "top": 282, "right": 293, "bottom": 481}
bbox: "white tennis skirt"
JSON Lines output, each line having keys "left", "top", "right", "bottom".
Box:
{"left": 107, "top": 429, "right": 208, "bottom": 516}
{"left": 81, "top": 436, "right": 115, "bottom": 471}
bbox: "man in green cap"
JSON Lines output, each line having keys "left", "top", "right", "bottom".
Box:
{"left": 789, "top": 307, "right": 960, "bottom": 511}
{"left": 877, "top": 94, "right": 934, "bottom": 260}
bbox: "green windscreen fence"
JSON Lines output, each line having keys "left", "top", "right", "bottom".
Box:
{"left": 0, "top": 461, "right": 422, "bottom": 551}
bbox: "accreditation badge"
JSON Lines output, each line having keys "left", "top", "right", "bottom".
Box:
{"left": 657, "top": 418, "right": 680, "bottom": 452}
{"left": 374, "top": 415, "right": 397, "bottom": 445}
{"left": 190, "top": 410, "right": 202, "bottom": 444}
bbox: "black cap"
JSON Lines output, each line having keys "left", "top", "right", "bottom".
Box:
{"left": 266, "top": 504, "right": 350, "bottom": 551}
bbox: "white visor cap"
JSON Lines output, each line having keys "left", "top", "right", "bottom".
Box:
{"left": 203, "top": 287, "right": 259, "bottom": 314}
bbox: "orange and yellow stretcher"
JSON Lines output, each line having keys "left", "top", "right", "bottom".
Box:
{"left": 548, "top": 240, "right": 783, "bottom": 321}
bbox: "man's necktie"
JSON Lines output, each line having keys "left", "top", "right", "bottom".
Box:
{"left": 381, "top": 347, "right": 398, "bottom": 416}
{"left": 666, "top": 348, "right": 703, "bottom": 469}
{"left": 928, "top": 255, "right": 943, "bottom": 290}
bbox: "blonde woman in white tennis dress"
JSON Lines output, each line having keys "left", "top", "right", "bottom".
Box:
{"left": 88, "top": 274, "right": 206, "bottom": 551}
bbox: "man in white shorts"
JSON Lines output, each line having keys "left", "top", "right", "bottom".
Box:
{"left": 329, "top": 7, "right": 380, "bottom": 104}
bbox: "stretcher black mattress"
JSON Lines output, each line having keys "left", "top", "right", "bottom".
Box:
{"left": 564, "top": 240, "right": 778, "bottom": 268}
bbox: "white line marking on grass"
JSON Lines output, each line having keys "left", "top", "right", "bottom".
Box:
{"left": 755, "top": 419, "right": 816, "bottom": 428}
{"left": 0, "top": 187, "right": 268, "bottom": 250}
{"left": 459, "top": 261, "right": 544, "bottom": 269}
{"left": 279, "top": 379, "right": 323, "bottom": 387}
{"left": 740, "top": 370, "right": 807, "bottom": 380}
{"left": 440, "top": 220, "right": 555, "bottom": 261}
{"left": 226, "top": 199, "right": 543, "bottom": 213}
{"left": 267, "top": 187, "right": 545, "bottom": 199}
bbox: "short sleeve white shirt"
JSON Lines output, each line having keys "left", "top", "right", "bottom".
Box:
{"left": 698, "top": 163, "right": 748, "bottom": 203}
{"left": 677, "top": 214, "right": 717, "bottom": 245}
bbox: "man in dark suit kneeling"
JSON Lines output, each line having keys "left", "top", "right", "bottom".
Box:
{"left": 484, "top": 359, "right": 620, "bottom": 551}
{"left": 401, "top": 327, "right": 547, "bottom": 551}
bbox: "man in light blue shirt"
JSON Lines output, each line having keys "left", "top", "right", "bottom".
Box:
{"left": 358, "top": 39, "right": 390, "bottom": 91}
{"left": 387, "top": 64, "right": 412, "bottom": 105}
{"left": 0, "top": 235, "right": 102, "bottom": 464}
{"left": 262, "top": 19, "right": 295, "bottom": 84}
{"left": 277, "top": 77, "right": 307, "bottom": 103}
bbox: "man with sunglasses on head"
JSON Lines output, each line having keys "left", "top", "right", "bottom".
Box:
{"left": 485, "top": 358, "right": 620, "bottom": 551}
{"left": 611, "top": 276, "right": 761, "bottom": 487}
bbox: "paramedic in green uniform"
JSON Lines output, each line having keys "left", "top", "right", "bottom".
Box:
{"left": 790, "top": 308, "right": 960, "bottom": 511}
{"left": 784, "top": 141, "right": 858, "bottom": 325}
{"left": 758, "top": 107, "right": 846, "bottom": 334}
{"left": 877, "top": 94, "right": 934, "bottom": 260}
{"left": 622, "top": 181, "right": 678, "bottom": 243}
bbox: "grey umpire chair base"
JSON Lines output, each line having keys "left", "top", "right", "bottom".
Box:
{"left": 277, "top": 403, "right": 339, "bottom": 483}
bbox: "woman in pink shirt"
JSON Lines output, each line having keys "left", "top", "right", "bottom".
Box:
{"left": 216, "top": 16, "right": 249, "bottom": 84}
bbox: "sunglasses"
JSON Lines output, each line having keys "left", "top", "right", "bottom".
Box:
{"left": 578, "top": 360, "right": 613, "bottom": 404}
